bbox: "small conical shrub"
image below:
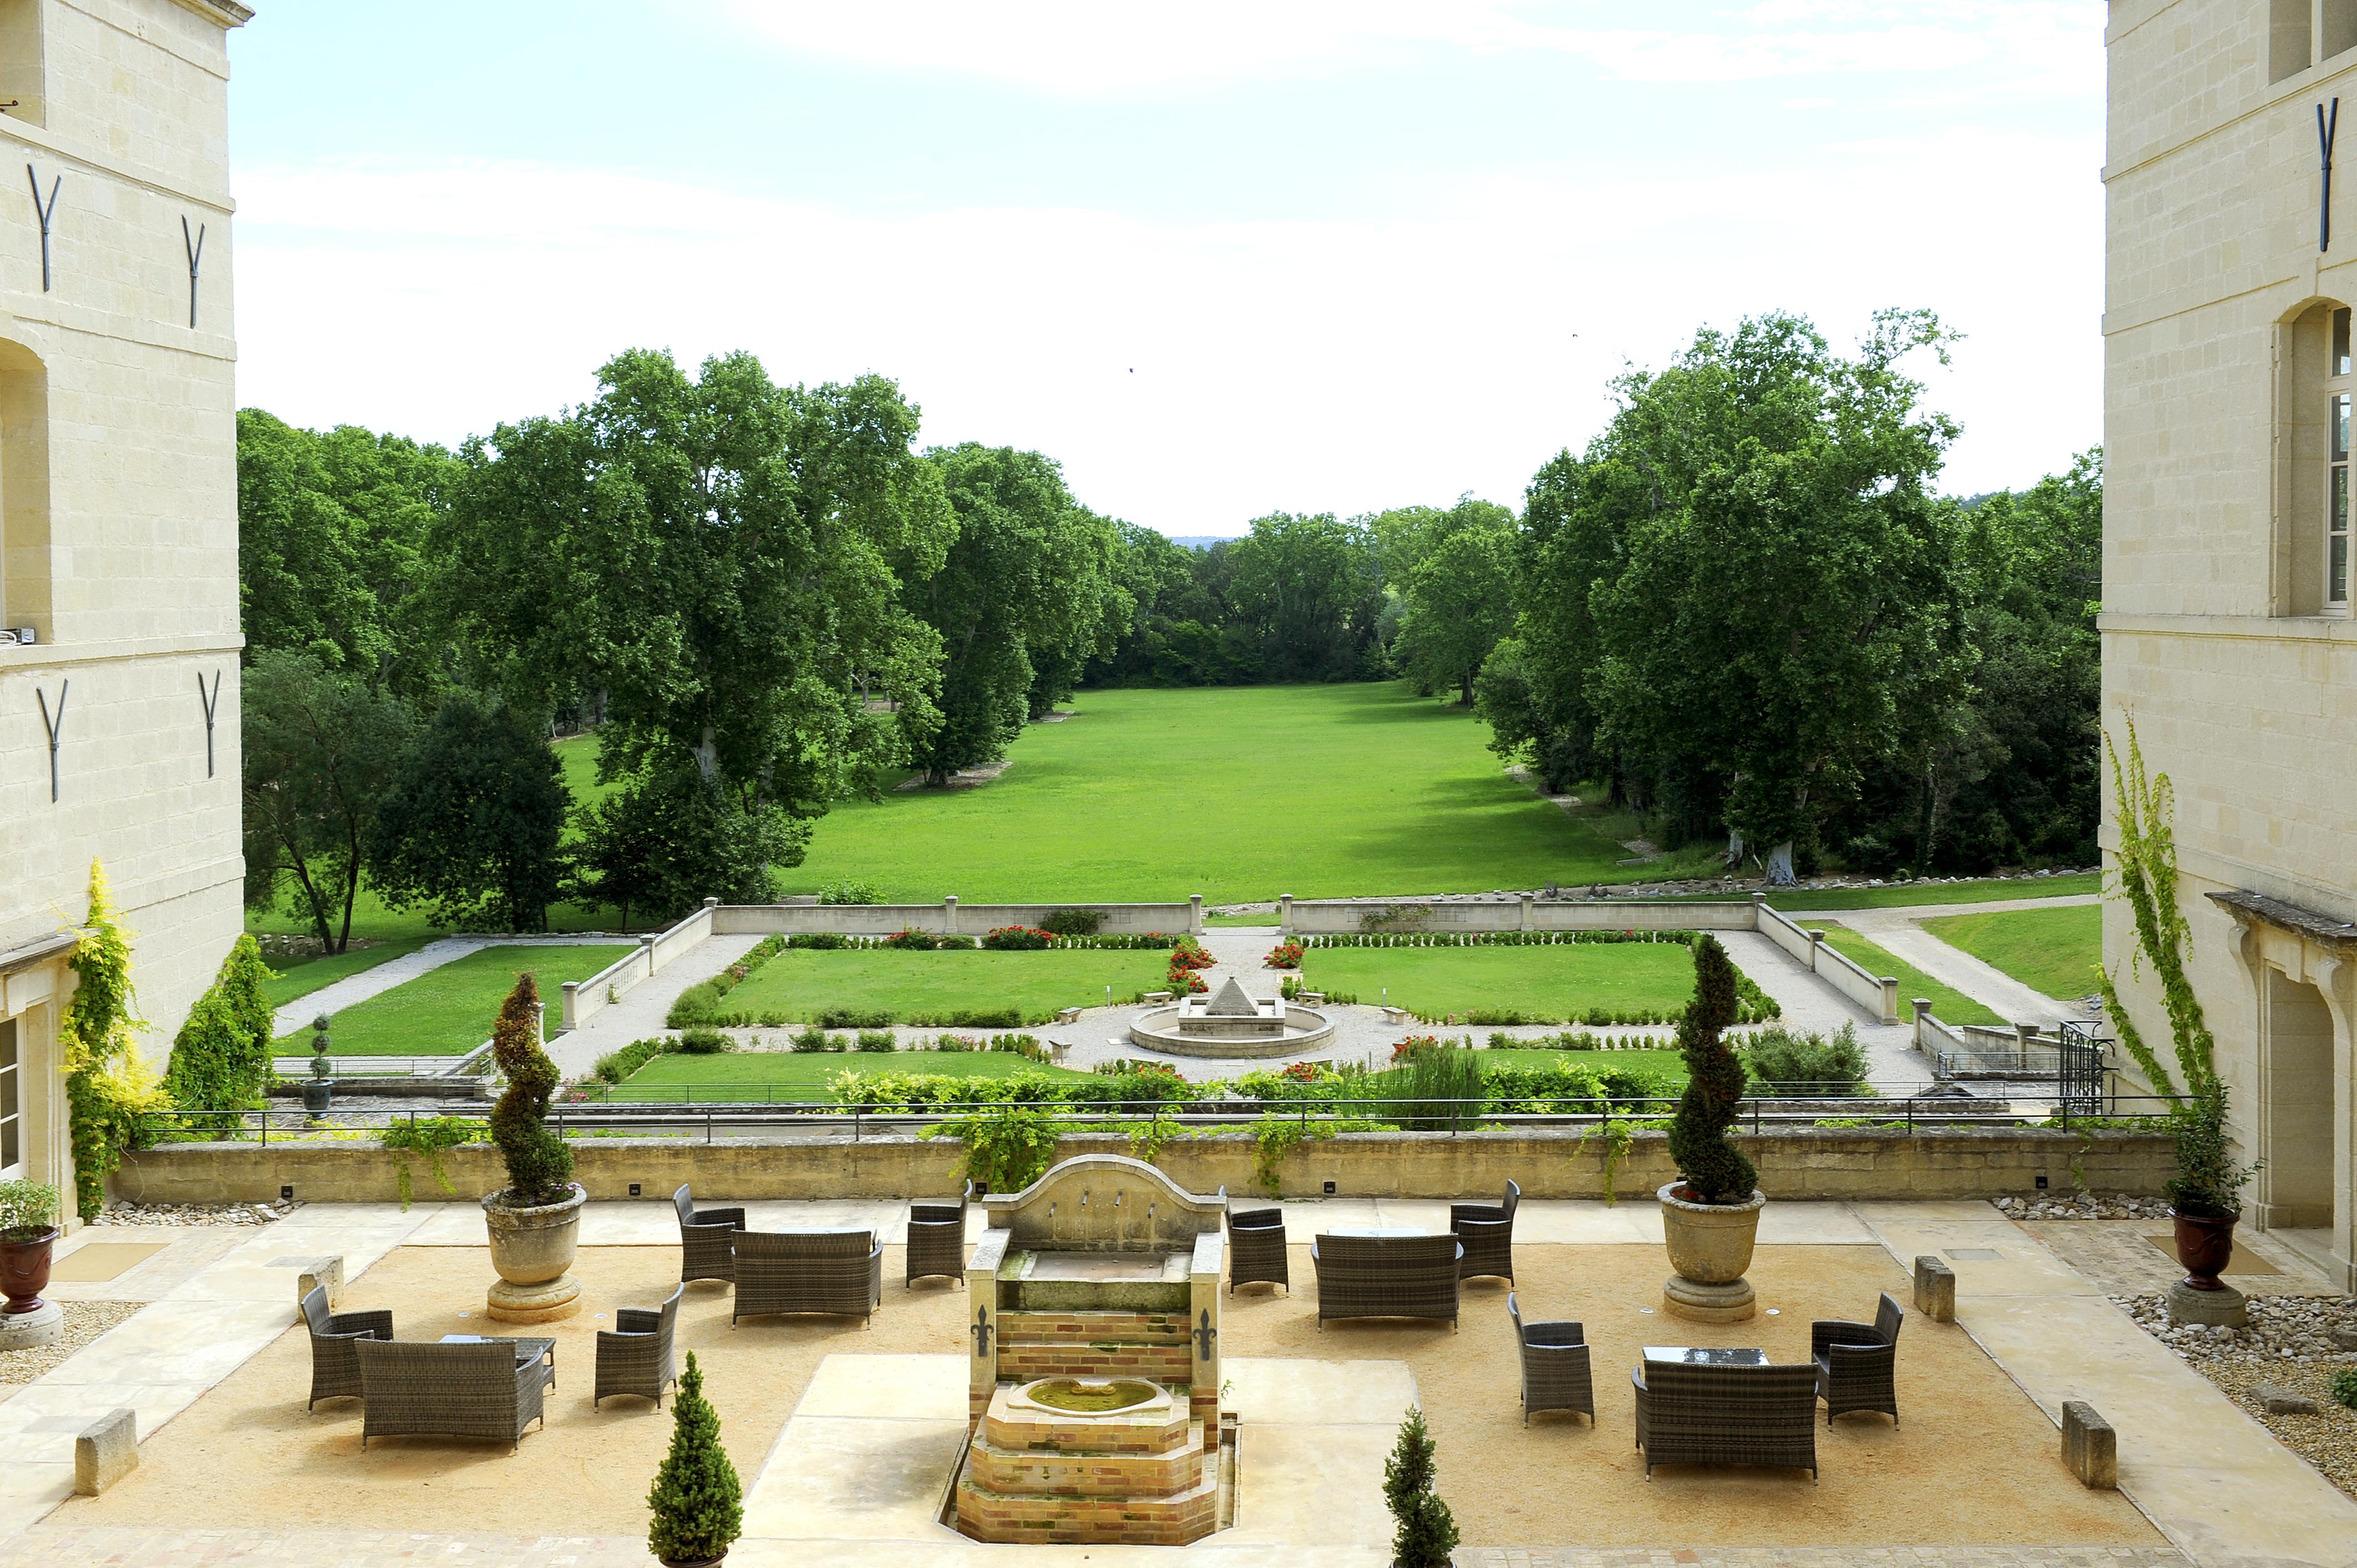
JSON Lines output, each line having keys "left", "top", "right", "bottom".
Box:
{"left": 1383, "top": 1405, "right": 1459, "bottom": 1568}
{"left": 1666, "top": 935, "right": 1757, "bottom": 1203}
{"left": 647, "top": 1352, "right": 743, "bottom": 1565}
{"left": 488, "top": 972, "right": 574, "bottom": 1204}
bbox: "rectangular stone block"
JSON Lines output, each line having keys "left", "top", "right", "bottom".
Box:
{"left": 74, "top": 1407, "right": 137, "bottom": 1495}
{"left": 2061, "top": 1400, "right": 2116, "bottom": 1489}
{"left": 289, "top": 1254, "right": 344, "bottom": 1314}
{"left": 1913, "top": 1255, "right": 1956, "bottom": 1323}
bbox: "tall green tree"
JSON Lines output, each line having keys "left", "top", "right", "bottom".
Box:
{"left": 1387, "top": 498, "right": 1518, "bottom": 704}
{"left": 431, "top": 349, "right": 955, "bottom": 843}
{"left": 236, "top": 409, "right": 457, "bottom": 701}
{"left": 1227, "top": 512, "right": 1385, "bottom": 681}
{"left": 902, "top": 445, "right": 1123, "bottom": 783}
{"left": 241, "top": 649, "right": 415, "bottom": 953}
{"left": 573, "top": 759, "right": 799, "bottom": 926}
{"left": 369, "top": 693, "right": 569, "bottom": 932}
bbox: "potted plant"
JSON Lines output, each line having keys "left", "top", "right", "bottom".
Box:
{"left": 2097, "top": 724, "right": 2259, "bottom": 1312}
{"left": 480, "top": 973, "right": 585, "bottom": 1322}
{"left": 1658, "top": 935, "right": 1765, "bottom": 1322}
{"left": 0, "top": 1180, "right": 61, "bottom": 1315}
{"left": 302, "top": 1013, "right": 334, "bottom": 1117}
{"left": 648, "top": 1352, "right": 743, "bottom": 1567}
{"left": 1381, "top": 1405, "right": 1459, "bottom": 1568}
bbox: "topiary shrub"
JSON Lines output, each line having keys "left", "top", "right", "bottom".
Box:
{"left": 1382, "top": 1405, "right": 1460, "bottom": 1568}
{"left": 1039, "top": 907, "right": 1104, "bottom": 936}
{"left": 646, "top": 1351, "right": 742, "bottom": 1565}
{"left": 1666, "top": 936, "right": 1757, "bottom": 1204}
{"left": 789, "top": 1026, "right": 831, "bottom": 1053}
{"left": 855, "top": 1030, "right": 897, "bottom": 1053}
{"left": 675, "top": 1028, "right": 732, "bottom": 1055}
{"left": 162, "top": 933, "right": 281, "bottom": 1132}
{"left": 487, "top": 973, "right": 574, "bottom": 1206}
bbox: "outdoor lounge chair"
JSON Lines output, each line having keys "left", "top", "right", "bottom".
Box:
{"left": 1310, "top": 1232, "right": 1461, "bottom": 1327}
{"left": 1507, "top": 1291, "right": 1593, "bottom": 1424}
{"left": 1630, "top": 1358, "right": 1819, "bottom": 1478}
{"left": 302, "top": 1282, "right": 393, "bottom": 1409}
{"left": 1452, "top": 1178, "right": 1520, "bottom": 1283}
{"left": 1227, "top": 1205, "right": 1289, "bottom": 1294}
{"left": 907, "top": 1180, "right": 975, "bottom": 1287}
{"left": 732, "top": 1229, "right": 883, "bottom": 1324}
{"left": 353, "top": 1338, "right": 548, "bottom": 1452}
{"left": 594, "top": 1284, "right": 683, "bottom": 1407}
{"left": 675, "top": 1183, "right": 746, "bottom": 1285}
{"left": 1813, "top": 1291, "right": 1904, "bottom": 1425}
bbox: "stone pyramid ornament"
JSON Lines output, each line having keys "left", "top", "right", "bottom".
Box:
{"left": 1203, "top": 976, "right": 1259, "bottom": 1016}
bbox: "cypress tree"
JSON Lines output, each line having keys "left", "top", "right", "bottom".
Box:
{"left": 163, "top": 935, "right": 280, "bottom": 1132}
{"left": 1383, "top": 1405, "right": 1459, "bottom": 1568}
{"left": 487, "top": 973, "right": 573, "bottom": 1204}
{"left": 647, "top": 1352, "right": 743, "bottom": 1565}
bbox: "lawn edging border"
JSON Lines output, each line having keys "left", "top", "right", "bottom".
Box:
{"left": 113, "top": 1125, "right": 2172, "bottom": 1206}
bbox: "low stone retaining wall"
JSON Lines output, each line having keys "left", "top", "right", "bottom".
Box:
{"left": 112, "top": 1126, "right": 2173, "bottom": 1207}
{"left": 713, "top": 898, "right": 1202, "bottom": 938}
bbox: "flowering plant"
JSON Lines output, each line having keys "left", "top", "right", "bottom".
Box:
{"left": 1280, "top": 1060, "right": 1322, "bottom": 1083}
{"left": 1390, "top": 1034, "right": 1441, "bottom": 1064}
{"left": 981, "top": 925, "right": 1055, "bottom": 951}
{"left": 1263, "top": 940, "right": 1305, "bottom": 970}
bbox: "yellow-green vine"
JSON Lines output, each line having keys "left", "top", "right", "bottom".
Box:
{"left": 59, "top": 863, "right": 168, "bottom": 1221}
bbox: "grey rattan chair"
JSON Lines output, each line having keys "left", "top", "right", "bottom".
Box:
{"left": 1631, "top": 1358, "right": 1819, "bottom": 1479}
{"left": 1452, "top": 1178, "right": 1520, "bottom": 1283}
{"left": 907, "top": 1180, "right": 974, "bottom": 1287}
{"left": 1310, "top": 1233, "right": 1461, "bottom": 1327}
{"left": 353, "top": 1338, "right": 548, "bottom": 1452}
{"left": 675, "top": 1184, "right": 746, "bottom": 1285}
{"left": 732, "top": 1229, "right": 883, "bottom": 1324}
{"left": 1813, "top": 1291, "right": 1904, "bottom": 1426}
{"left": 1227, "top": 1206, "right": 1289, "bottom": 1295}
{"left": 302, "top": 1282, "right": 393, "bottom": 1410}
{"left": 1507, "top": 1291, "right": 1593, "bottom": 1424}
{"left": 594, "top": 1284, "right": 683, "bottom": 1408}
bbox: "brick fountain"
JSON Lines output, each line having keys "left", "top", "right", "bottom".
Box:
{"left": 950, "top": 1154, "right": 1237, "bottom": 1545}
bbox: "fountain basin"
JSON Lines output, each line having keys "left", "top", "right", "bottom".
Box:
{"left": 1126, "top": 1000, "right": 1335, "bottom": 1059}
{"left": 1022, "top": 1378, "right": 1159, "bottom": 1414}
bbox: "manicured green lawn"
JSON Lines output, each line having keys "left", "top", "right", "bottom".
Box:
{"left": 1769, "top": 873, "right": 2100, "bottom": 911}
{"left": 716, "top": 949, "right": 1179, "bottom": 1025}
{"left": 291, "top": 943, "right": 636, "bottom": 1053}
{"left": 783, "top": 684, "right": 1696, "bottom": 904}
{"left": 262, "top": 935, "right": 437, "bottom": 1010}
{"left": 1802, "top": 923, "right": 2000, "bottom": 1027}
{"left": 1919, "top": 904, "right": 2103, "bottom": 1002}
{"left": 1298, "top": 942, "right": 1705, "bottom": 1022}
{"left": 609, "top": 1049, "right": 1093, "bottom": 1102}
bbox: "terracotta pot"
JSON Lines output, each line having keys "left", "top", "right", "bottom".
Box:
{"left": 482, "top": 1184, "right": 585, "bottom": 1286}
{"left": 1658, "top": 1183, "right": 1765, "bottom": 1285}
{"left": 2169, "top": 1207, "right": 2239, "bottom": 1291}
{"left": 0, "top": 1229, "right": 60, "bottom": 1316}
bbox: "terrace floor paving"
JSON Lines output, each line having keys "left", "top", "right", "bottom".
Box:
{"left": 0, "top": 1198, "right": 2344, "bottom": 1567}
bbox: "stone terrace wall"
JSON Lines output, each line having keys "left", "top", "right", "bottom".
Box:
{"left": 113, "top": 1126, "right": 2173, "bottom": 1208}
{"left": 714, "top": 898, "right": 1201, "bottom": 937}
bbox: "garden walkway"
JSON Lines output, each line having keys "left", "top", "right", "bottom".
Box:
{"left": 542, "top": 932, "right": 767, "bottom": 1080}
{"left": 1785, "top": 894, "right": 2102, "bottom": 1030}
{"left": 270, "top": 933, "right": 646, "bottom": 1041}
{"left": 0, "top": 1199, "right": 2348, "bottom": 1567}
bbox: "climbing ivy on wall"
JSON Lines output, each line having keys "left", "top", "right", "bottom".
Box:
{"left": 59, "top": 863, "right": 169, "bottom": 1221}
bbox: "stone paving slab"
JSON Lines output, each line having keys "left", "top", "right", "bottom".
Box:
{"left": 1460, "top": 1551, "right": 2190, "bottom": 1568}
{"left": 0, "top": 1525, "right": 660, "bottom": 1566}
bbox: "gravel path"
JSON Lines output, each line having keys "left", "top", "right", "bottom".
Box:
{"left": 542, "top": 932, "right": 767, "bottom": 1079}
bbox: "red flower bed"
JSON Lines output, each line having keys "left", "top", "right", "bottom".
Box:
{"left": 981, "top": 925, "right": 1055, "bottom": 951}
{"left": 1390, "top": 1034, "right": 1442, "bottom": 1063}
{"left": 1263, "top": 940, "right": 1305, "bottom": 970}
{"left": 1280, "top": 1060, "right": 1321, "bottom": 1083}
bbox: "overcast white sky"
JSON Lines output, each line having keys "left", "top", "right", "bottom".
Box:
{"left": 228, "top": 2, "right": 2106, "bottom": 536}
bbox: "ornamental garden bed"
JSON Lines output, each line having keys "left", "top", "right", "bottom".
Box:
{"left": 1294, "top": 935, "right": 1776, "bottom": 1025}
{"left": 668, "top": 945, "right": 1174, "bottom": 1028}
{"left": 272, "top": 943, "right": 636, "bottom": 1054}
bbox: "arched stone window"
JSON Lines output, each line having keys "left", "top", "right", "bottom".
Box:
{"left": 2275, "top": 301, "right": 2355, "bottom": 616}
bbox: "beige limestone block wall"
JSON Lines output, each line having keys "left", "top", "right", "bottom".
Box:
{"left": 0, "top": 0, "right": 248, "bottom": 1204}
{"left": 2103, "top": 0, "right": 2357, "bottom": 1288}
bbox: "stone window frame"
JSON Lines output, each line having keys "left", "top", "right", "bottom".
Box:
{"left": 2272, "top": 300, "right": 2357, "bottom": 617}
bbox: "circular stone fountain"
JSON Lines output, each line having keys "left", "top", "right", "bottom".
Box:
{"left": 1127, "top": 975, "right": 1334, "bottom": 1059}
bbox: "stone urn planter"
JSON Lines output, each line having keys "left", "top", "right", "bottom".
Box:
{"left": 2163, "top": 1206, "right": 2247, "bottom": 1327}
{"left": 482, "top": 1183, "right": 585, "bottom": 1323}
{"left": 0, "top": 1227, "right": 59, "bottom": 1316}
{"left": 1659, "top": 1183, "right": 1766, "bottom": 1323}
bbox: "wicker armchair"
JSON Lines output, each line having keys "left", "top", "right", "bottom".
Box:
{"left": 733, "top": 1229, "right": 883, "bottom": 1324}
{"left": 595, "top": 1285, "right": 683, "bottom": 1408}
{"left": 1813, "top": 1291, "right": 1904, "bottom": 1426}
{"left": 1227, "top": 1206, "right": 1289, "bottom": 1295}
{"left": 675, "top": 1183, "right": 746, "bottom": 1285}
{"left": 907, "top": 1180, "right": 974, "bottom": 1287}
{"left": 1310, "top": 1233, "right": 1461, "bottom": 1327}
{"left": 1631, "top": 1358, "right": 1819, "bottom": 1479}
{"left": 302, "top": 1282, "right": 393, "bottom": 1410}
{"left": 1506, "top": 1291, "right": 1593, "bottom": 1424}
{"left": 353, "top": 1339, "right": 548, "bottom": 1452}
{"left": 1451, "top": 1178, "right": 1520, "bottom": 1283}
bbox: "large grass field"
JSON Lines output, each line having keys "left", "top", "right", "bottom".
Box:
{"left": 1919, "top": 904, "right": 2103, "bottom": 1002}
{"left": 262, "top": 935, "right": 439, "bottom": 1010}
{"left": 1298, "top": 942, "right": 1706, "bottom": 1022}
{"left": 291, "top": 943, "right": 635, "bottom": 1053}
{"left": 1803, "top": 923, "right": 2000, "bottom": 1027}
{"left": 781, "top": 684, "right": 1695, "bottom": 904}
{"left": 714, "top": 949, "right": 1179, "bottom": 1025}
